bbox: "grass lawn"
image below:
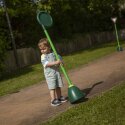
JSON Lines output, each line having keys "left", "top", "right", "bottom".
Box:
{"left": 0, "top": 42, "right": 124, "bottom": 96}
{"left": 41, "top": 82, "right": 125, "bottom": 125}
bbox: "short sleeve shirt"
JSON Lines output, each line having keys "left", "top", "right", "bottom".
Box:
{"left": 41, "top": 53, "right": 59, "bottom": 77}
{"left": 41, "top": 52, "right": 64, "bottom": 89}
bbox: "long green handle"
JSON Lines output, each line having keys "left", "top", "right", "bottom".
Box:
{"left": 114, "top": 23, "right": 120, "bottom": 48}
{"left": 42, "top": 25, "right": 73, "bottom": 87}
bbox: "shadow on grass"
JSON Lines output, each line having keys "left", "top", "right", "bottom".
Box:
{"left": 71, "top": 81, "right": 103, "bottom": 105}
{"left": 0, "top": 66, "right": 34, "bottom": 82}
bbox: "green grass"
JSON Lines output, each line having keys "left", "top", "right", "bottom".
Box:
{"left": 40, "top": 82, "right": 125, "bottom": 125}
{"left": 0, "top": 42, "right": 124, "bottom": 96}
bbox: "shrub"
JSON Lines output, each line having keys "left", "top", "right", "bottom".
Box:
{"left": 0, "top": 36, "right": 7, "bottom": 78}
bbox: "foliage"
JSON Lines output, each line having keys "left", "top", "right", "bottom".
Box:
{"left": 3, "top": 0, "right": 42, "bottom": 48}
{"left": 0, "top": 0, "right": 124, "bottom": 48}
{"left": 0, "top": 35, "right": 7, "bottom": 77}
{"left": 0, "top": 0, "right": 124, "bottom": 54}
{"left": 37, "top": 0, "right": 123, "bottom": 38}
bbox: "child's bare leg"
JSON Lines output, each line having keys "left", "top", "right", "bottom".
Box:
{"left": 50, "top": 89, "right": 56, "bottom": 101}
{"left": 50, "top": 88, "right": 62, "bottom": 106}
{"left": 56, "top": 87, "right": 67, "bottom": 102}
{"left": 56, "top": 87, "right": 62, "bottom": 99}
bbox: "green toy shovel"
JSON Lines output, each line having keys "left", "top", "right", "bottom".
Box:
{"left": 111, "top": 17, "right": 123, "bottom": 51}
{"left": 37, "top": 11, "right": 85, "bottom": 103}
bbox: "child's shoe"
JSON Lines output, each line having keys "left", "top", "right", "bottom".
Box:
{"left": 58, "top": 96, "right": 68, "bottom": 103}
{"left": 51, "top": 99, "right": 61, "bottom": 106}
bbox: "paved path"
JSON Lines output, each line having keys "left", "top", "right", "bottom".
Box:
{"left": 0, "top": 50, "right": 125, "bottom": 125}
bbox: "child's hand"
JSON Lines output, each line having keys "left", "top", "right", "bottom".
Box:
{"left": 55, "top": 60, "right": 63, "bottom": 65}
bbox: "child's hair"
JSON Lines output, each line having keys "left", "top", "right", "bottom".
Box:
{"left": 38, "top": 38, "right": 50, "bottom": 49}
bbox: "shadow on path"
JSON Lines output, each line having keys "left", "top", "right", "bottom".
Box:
{"left": 72, "top": 81, "right": 103, "bottom": 104}
{"left": 83, "top": 81, "right": 103, "bottom": 96}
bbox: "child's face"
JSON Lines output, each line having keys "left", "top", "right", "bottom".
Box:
{"left": 39, "top": 45, "right": 50, "bottom": 54}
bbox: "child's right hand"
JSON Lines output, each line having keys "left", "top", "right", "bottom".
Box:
{"left": 55, "top": 60, "right": 63, "bottom": 65}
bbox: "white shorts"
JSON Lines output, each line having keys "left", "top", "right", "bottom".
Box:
{"left": 46, "top": 72, "right": 64, "bottom": 90}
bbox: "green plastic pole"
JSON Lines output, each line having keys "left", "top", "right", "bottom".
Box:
{"left": 42, "top": 24, "right": 73, "bottom": 87}
{"left": 114, "top": 23, "right": 120, "bottom": 48}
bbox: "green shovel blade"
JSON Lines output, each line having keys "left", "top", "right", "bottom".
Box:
{"left": 68, "top": 86, "right": 86, "bottom": 103}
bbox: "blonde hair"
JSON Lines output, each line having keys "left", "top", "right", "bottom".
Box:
{"left": 38, "top": 38, "right": 50, "bottom": 49}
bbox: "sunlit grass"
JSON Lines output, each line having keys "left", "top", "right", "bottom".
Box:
{"left": 40, "top": 82, "right": 125, "bottom": 125}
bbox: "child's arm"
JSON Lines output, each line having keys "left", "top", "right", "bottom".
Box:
{"left": 41, "top": 54, "right": 63, "bottom": 68}
{"left": 46, "top": 60, "right": 62, "bottom": 67}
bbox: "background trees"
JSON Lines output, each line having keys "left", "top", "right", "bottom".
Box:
{"left": 0, "top": 0, "right": 125, "bottom": 73}
{"left": 0, "top": 0, "right": 124, "bottom": 47}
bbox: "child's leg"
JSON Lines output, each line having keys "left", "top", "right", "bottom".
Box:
{"left": 56, "top": 87, "right": 67, "bottom": 103}
{"left": 55, "top": 87, "right": 62, "bottom": 99}
{"left": 50, "top": 89, "right": 56, "bottom": 101}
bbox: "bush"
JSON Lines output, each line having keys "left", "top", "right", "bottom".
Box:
{"left": 0, "top": 36, "right": 7, "bottom": 78}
